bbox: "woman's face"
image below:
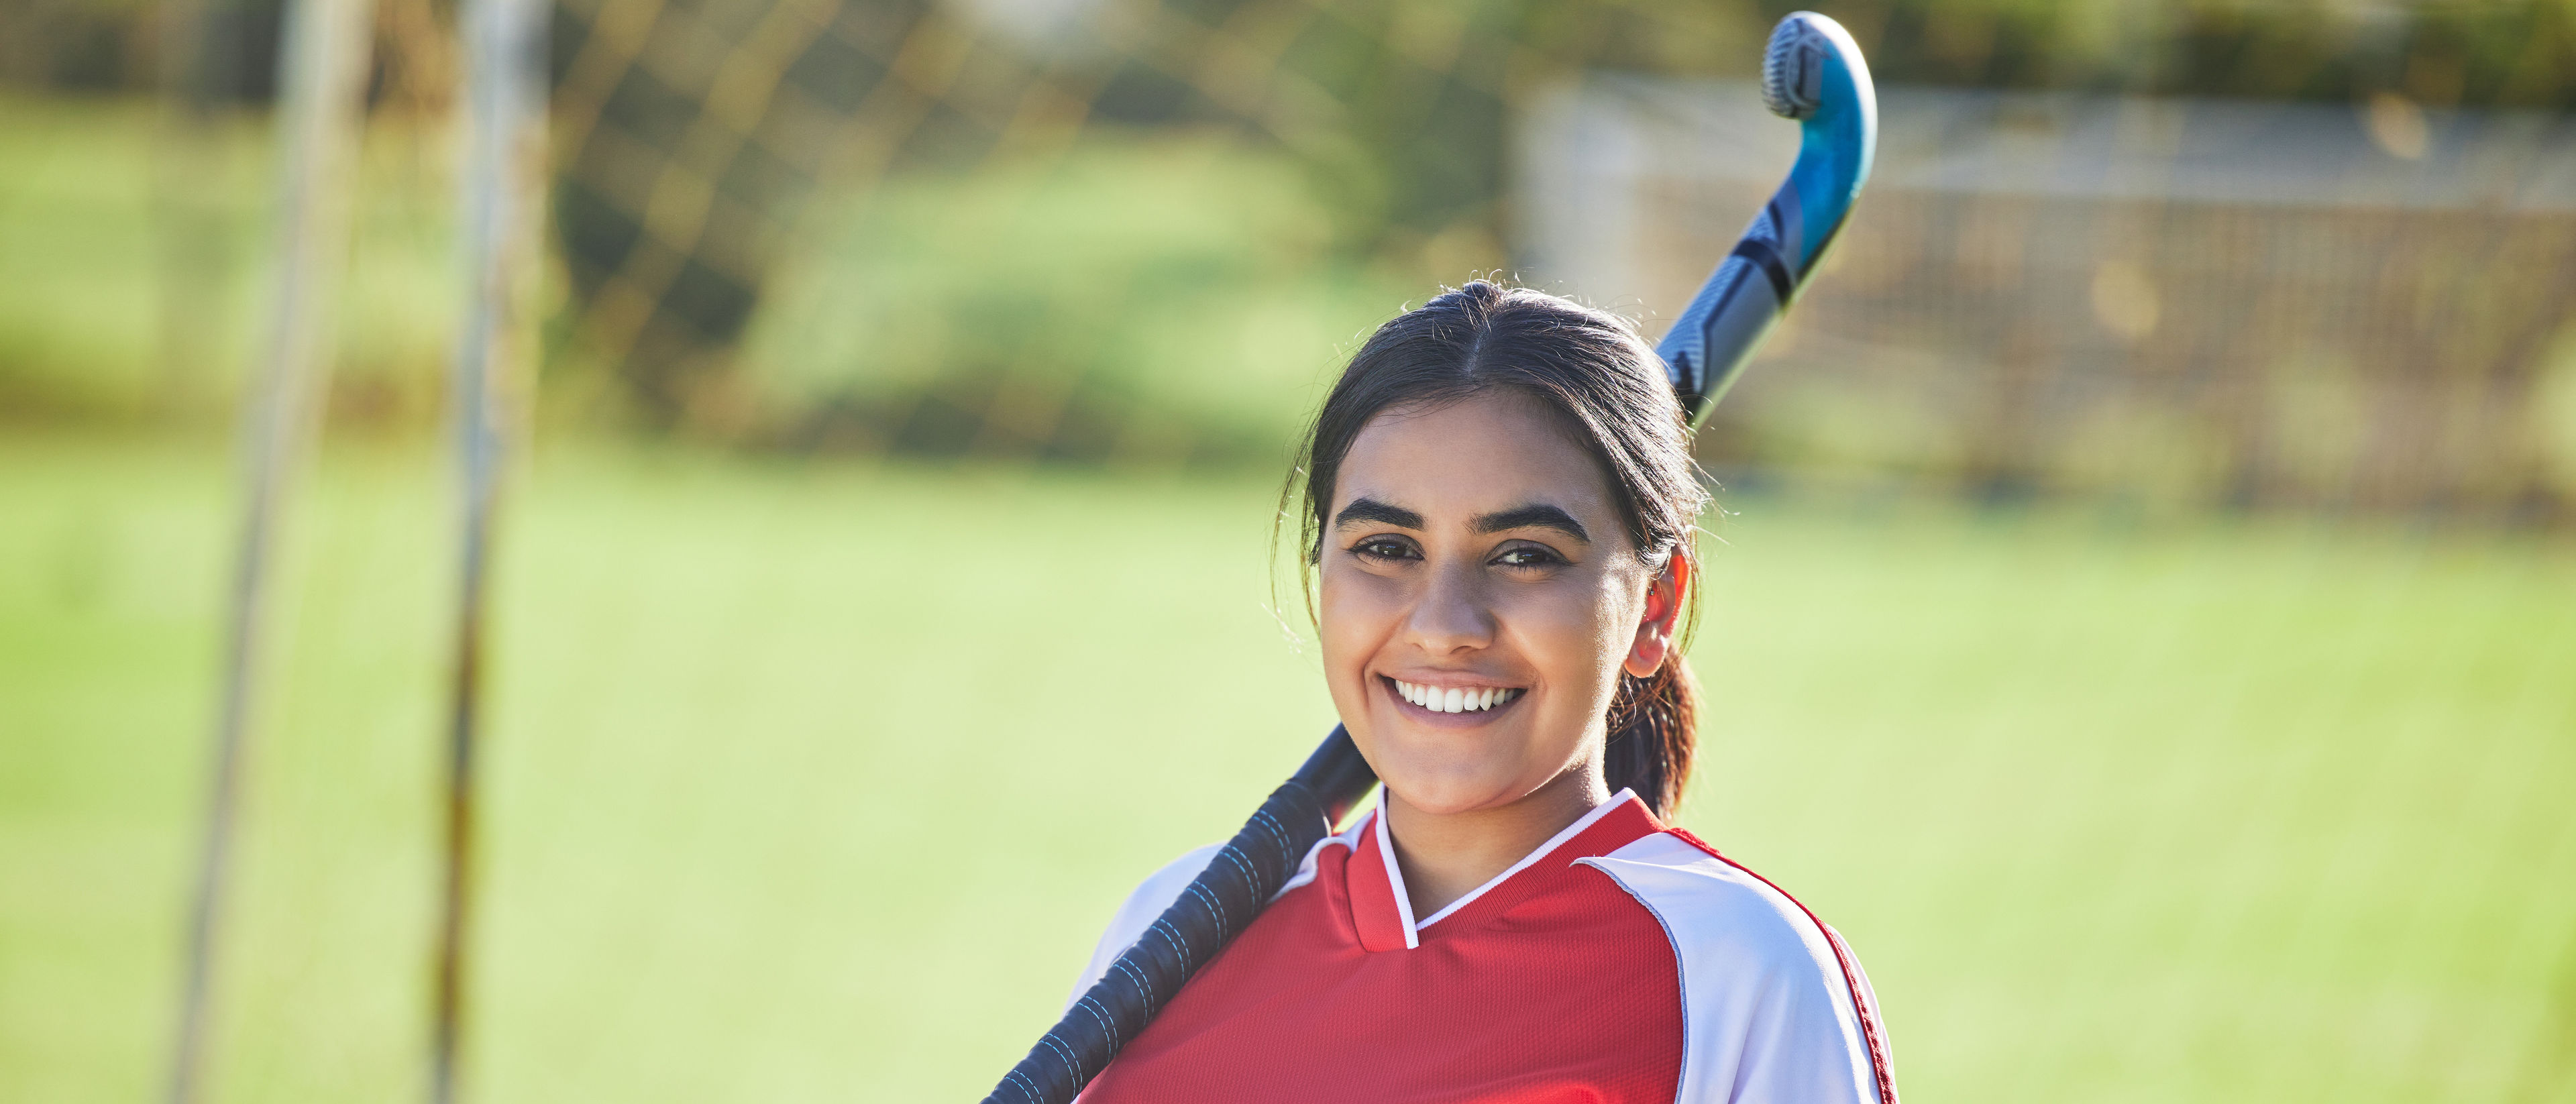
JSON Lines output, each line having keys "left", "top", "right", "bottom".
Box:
{"left": 1319, "top": 389, "right": 1682, "bottom": 817}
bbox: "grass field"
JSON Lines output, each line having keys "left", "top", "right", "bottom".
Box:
{"left": 7, "top": 433, "right": 2576, "bottom": 1102}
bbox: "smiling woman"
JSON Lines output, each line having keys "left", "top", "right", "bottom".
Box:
{"left": 1067, "top": 281, "right": 1898, "bottom": 1104}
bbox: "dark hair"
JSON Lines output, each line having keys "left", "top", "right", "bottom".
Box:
{"left": 1281, "top": 280, "right": 1709, "bottom": 816}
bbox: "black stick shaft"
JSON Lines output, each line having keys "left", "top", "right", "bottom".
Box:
{"left": 981, "top": 728, "right": 1376, "bottom": 1104}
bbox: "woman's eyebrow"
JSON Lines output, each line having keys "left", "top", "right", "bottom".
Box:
{"left": 1470, "top": 504, "right": 1590, "bottom": 542}
{"left": 1333, "top": 497, "right": 1424, "bottom": 529}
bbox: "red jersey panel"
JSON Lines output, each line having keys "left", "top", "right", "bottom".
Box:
{"left": 1069, "top": 791, "right": 1896, "bottom": 1104}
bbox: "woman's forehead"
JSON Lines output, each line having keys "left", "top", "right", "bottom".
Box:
{"left": 1334, "top": 392, "right": 1617, "bottom": 524}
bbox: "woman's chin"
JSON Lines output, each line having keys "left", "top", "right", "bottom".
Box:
{"left": 1373, "top": 759, "right": 1540, "bottom": 818}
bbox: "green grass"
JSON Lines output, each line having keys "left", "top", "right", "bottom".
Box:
{"left": 6, "top": 433, "right": 2575, "bottom": 1103}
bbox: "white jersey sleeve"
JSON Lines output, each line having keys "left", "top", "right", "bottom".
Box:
{"left": 1582, "top": 833, "right": 1897, "bottom": 1104}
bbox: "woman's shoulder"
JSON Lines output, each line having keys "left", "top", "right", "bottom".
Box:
{"left": 1580, "top": 828, "right": 1898, "bottom": 1104}
{"left": 1067, "top": 844, "right": 1222, "bottom": 1004}
{"left": 1104, "top": 814, "right": 1358, "bottom": 940}
{"left": 1123, "top": 843, "right": 1232, "bottom": 924}
{"left": 1579, "top": 829, "right": 1849, "bottom": 968}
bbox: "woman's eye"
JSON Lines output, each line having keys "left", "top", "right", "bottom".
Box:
{"left": 1493, "top": 545, "right": 1566, "bottom": 569}
{"left": 1353, "top": 538, "right": 1419, "bottom": 562}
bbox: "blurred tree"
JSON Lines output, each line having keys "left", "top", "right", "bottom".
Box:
{"left": 1819, "top": 0, "right": 2576, "bottom": 107}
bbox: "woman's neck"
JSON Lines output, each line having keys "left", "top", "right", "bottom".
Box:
{"left": 1381, "top": 765, "right": 1612, "bottom": 921}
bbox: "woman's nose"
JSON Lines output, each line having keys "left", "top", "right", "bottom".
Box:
{"left": 1404, "top": 560, "right": 1496, "bottom": 654}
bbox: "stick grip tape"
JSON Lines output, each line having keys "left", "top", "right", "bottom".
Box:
{"left": 981, "top": 728, "right": 1375, "bottom": 1104}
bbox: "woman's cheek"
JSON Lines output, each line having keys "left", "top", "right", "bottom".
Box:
{"left": 1574, "top": 569, "right": 1644, "bottom": 674}
{"left": 1510, "top": 574, "right": 1631, "bottom": 738}
{"left": 1317, "top": 565, "right": 1403, "bottom": 689}
{"left": 1517, "top": 578, "right": 1617, "bottom": 679}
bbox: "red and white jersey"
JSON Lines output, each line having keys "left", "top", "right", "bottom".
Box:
{"left": 1070, "top": 789, "right": 1896, "bottom": 1104}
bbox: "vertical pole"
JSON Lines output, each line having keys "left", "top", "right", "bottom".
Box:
{"left": 166, "top": 0, "right": 375, "bottom": 1100}
{"left": 433, "top": 0, "right": 545, "bottom": 1097}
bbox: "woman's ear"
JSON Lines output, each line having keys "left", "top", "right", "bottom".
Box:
{"left": 1623, "top": 553, "right": 1691, "bottom": 679}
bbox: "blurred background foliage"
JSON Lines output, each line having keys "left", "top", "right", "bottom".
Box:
{"left": 7, "top": 0, "right": 2576, "bottom": 484}
{"left": 734, "top": 135, "right": 1403, "bottom": 464}
{"left": 5, "top": 2, "right": 2576, "bottom": 1103}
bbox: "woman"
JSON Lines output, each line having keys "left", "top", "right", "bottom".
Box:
{"left": 1069, "top": 281, "right": 1896, "bottom": 1104}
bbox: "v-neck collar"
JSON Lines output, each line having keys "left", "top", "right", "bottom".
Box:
{"left": 1344, "top": 787, "right": 1660, "bottom": 952}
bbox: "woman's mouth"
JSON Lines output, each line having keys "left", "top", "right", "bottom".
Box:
{"left": 1386, "top": 677, "right": 1525, "bottom": 715}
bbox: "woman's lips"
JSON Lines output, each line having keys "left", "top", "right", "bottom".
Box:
{"left": 1381, "top": 675, "right": 1525, "bottom": 716}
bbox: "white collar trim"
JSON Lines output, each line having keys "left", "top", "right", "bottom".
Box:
{"left": 1371, "top": 787, "right": 1645, "bottom": 947}
{"left": 1371, "top": 789, "right": 1423, "bottom": 949}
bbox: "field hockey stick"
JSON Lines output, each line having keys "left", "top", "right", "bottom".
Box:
{"left": 979, "top": 15, "right": 1875, "bottom": 1103}
{"left": 1660, "top": 11, "right": 1878, "bottom": 429}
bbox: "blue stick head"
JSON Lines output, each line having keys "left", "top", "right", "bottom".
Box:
{"left": 1768, "top": 11, "right": 1876, "bottom": 262}
{"left": 1656, "top": 10, "right": 1876, "bottom": 429}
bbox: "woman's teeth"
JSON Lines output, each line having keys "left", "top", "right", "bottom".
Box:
{"left": 1393, "top": 680, "right": 1522, "bottom": 714}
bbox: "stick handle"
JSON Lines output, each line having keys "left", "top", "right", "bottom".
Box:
{"left": 981, "top": 728, "right": 1375, "bottom": 1104}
